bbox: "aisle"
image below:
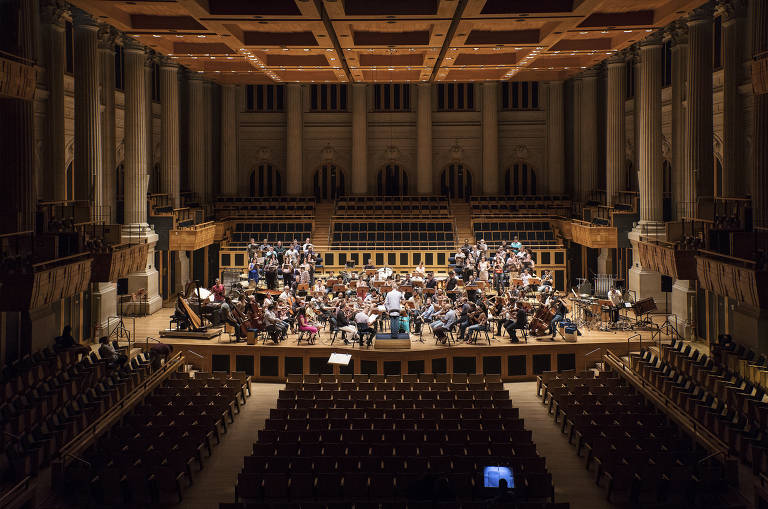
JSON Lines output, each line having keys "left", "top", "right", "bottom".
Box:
{"left": 507, "top": 382, "right": 618, "bottom": 509}
{"left": 180, "top": 382, "right": 282, "bottom": 509}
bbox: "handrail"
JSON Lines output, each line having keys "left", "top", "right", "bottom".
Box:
{"left": 0, "top": 476, "right": 34, "bottom": 508}
{"left": 30, "top": 251, "right": 92, "bottom": 271}
{"left": 603, "top": 349, "right": 730, "bottom": 457}
{"left": 697, "top": 249, "right": 759, "bottom": 268}
{"left": 626, "top": 333, "right": 641, "bottom": 356}
{"left": 53, "top": 353, "right": 185, "bottom": 477}
{"left": 584, "top": 347, "right": 602, "bottom": 372}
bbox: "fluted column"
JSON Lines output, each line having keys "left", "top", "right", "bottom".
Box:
{"left": 42, "top": 0, "right": 67, "bottom": 201}
{"left": 605, "top": 57, "right": 626, "bottom": 207}
{"left": 481, "top": 82, "right": 498, "bottom": 194}
{"left": 638, "top": 34, "right": 664, "bottom": 224}
{"left": 720, "top": 0, "right": 747, "bottom": 197}
{"left": 579, "top": 70, "right": 599, "bottom": 201}
{"left": 546, "top": 81, "right": 565, "bottom": 194}
{"left": 203, "top": 81, "right": 214, "bottom": 201}
{"left": 351, "top": 84, "right": 367, "bottom": 194}
{"left": 145, "top": 53, "right": 155, "bottom": 192}
{"left": 683, "top": 7, "right": 714, "bottom": 218}
{"left": 160, "top": 60, "right": 180, "bottom": 207}
{"left": 286, "top": 84, "right": 303, "bottom": 195}
{"left": 670, "top": 22, "right": 688, "bottom": 220}
{"left": 416, "top": 83, "right": 432, "bottom": 195}
{"left": 571, "top": 78, "right": 582, "bottom": 197}
{"left": 753, "top": 0, "right": 768, "bottom": 228}
{"left": 123, "top": 39, "right": 148, "bottom": 231}
{"left": 98, "top": 26, "right": 116, "bottom": 223}
{"left": 220, "top": 84, "right": 238, "bottom": 195}
{"left": 187, "top": 73, "right": 205, "bottom": 201}
{"left": 72, "top": 9, "right": 103, "bottom": 217}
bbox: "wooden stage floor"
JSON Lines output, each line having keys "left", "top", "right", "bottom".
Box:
{"left": 125, "top": 308, "right": 669, "bottom": 381}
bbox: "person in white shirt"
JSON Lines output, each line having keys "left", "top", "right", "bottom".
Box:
{"left": 384, "top": 288, "right": 403, "bottom": 338}
{"left": 607, "top": 286, "right": 623, "bottom": 322}
{"left": 354, "top": 306, "right": 376, "bottom": 347}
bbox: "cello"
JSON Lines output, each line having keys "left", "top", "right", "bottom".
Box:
{"left": 529, "top": 304, "right": 555, "bottom": 336}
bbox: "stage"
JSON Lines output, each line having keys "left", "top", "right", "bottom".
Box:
{"left": 124, "top": 308, "right": 669, "bottom": 381}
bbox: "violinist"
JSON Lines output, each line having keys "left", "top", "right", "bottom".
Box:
{"left": 465, "top": 306, "right": 488, "bottom": 344}
{"left": 211, "top": 278, "right": 226, "bottom": 303}
{"left": 354, "top": 305, "right": 376, "bottom": 347}
{"left": 548, "top": 297, "right": 568, "bottom": 339}
{"left": 414, "top": 297, "right": 435, "bottom": 334}
{"left": 263, "top": 304, "right": 286, "bottom": 344}
{"left": 507, "top": 300, "right": 528, "bottom": 344}
{"left": 445, "top": 272, "right": 458, "bottom": 301}
{"left": 456, "top": 299, "right": 474, "bottom": 341}
{"left": 336, "top": 303, "right": 359, "bottom": 344}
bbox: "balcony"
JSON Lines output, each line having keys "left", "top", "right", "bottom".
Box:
{"left": 90, "top": 242, "right": 149, "bottom": 282}
{"left": 636, "top": 240, "right": 698, "bottom": 281}
{"left": 168, "top": 221, "right": 216, "bottom": 251}
{"left": 696, "top": 250, "right": 768, "bottom": 309}
{"left": 565, "top": 219, "right": 617, "bottom": 249}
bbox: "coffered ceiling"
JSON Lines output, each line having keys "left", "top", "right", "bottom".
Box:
{"left": 69, "top": 0, "right": 707, "bottom": 84}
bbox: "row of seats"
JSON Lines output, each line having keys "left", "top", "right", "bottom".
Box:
{"left": 218, "top": 197, "right": 315, "bottom": 204}
{"left": 230, "top": 376, "right": 554, "bottom": 506}
{"left": 59, "top": 370, "right": 251, "bottom": 507}
{"left": 0, "top": 344, "right": 151, "bottom": 491}
{"left": 331, "top": 232, "right": 455, "bottom": 250}
{"left": 235, "top": 222, "right": 313, "bottom": 234}
{"left": 285, "top": 374, "right": 502, "bottom": 384}
{"left": 471, "top": 196, "right": 569, "bottom": 203}
{"left": 334, "top": 222, "right": 453, "bottom": 232}
{"left": 538, "top": 369, "right": 736, "bottom": 508}
{"left": 634, "top": 343, "right": 766, "bottom": 476}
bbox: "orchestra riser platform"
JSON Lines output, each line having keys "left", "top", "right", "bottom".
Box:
{"left": 134, "top": 309, "right": 654, "bottom": 382}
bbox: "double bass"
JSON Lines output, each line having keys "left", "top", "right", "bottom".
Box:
{"left": 239, "top": 296, "right": 265, "bottom": 336}
{"left": 529, "top": 304, "right": 555, "bottom": 336}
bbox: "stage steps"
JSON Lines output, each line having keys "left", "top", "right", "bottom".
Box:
{"left": 311, "top": 202, "right": 334, "bottom": 251}
{"left": 451, "top": 199, "right": 473, "bottom": 249}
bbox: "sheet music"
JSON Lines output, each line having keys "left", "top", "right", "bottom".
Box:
{"left": 328, "top": 353, "right": 352, "bottom": 365}
{"left": 367, "top": 314, "right": 379, "bottom": 325}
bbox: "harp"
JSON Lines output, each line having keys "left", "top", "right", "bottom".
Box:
{"left": 178, "top": 280, "right": 207, "bottom": 331}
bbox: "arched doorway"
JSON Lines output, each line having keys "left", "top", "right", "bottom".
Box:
{"left": 250, "top": 164, "right": 282, "bottom": 197}
{"left": 313, "top": 164, "right": 345, "bottom": 200}
{"left": 65, "top": 162, "right": 74, "bottom": 200}
{"left": 504, "top": 162, "right": 536, "bottom": 195}
{"left": 377, "top": 164, "right": 408, "bottom": 196}
{"left": 441, "top": 163, "right": 472, "bottom": 199}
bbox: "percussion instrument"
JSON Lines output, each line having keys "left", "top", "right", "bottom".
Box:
{"left": 594, "top": 274, "right": 616, "bottom": 298}
{"left": 632, "top": 297, "right": 657, "bottom": 316}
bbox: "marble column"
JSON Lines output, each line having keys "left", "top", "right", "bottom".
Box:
{"left": 42, "top": 0, "right": 67, "bottom": 201}
{"left": 351, "top": 84, "right": 367, "bottom": 194}
{"left": 579, "top": 70, "right": 599, "bottom": 201}
{"left": 98, "top": 26, "right": 116, "bottom": 223}
{"left": 628, "top": 34, "right": 665, "bottom": 310}
{"left": 160, "top": 60, "right": 180, "bottom": 207}
{"left": 571, "top": 78, "right": 582, "bottom": 197}
{"left": 122, "top": 38, "right": 161, "bottom": 314}
{"left": 605, "top": 56, "right": 626, "bottom": 207}
{"left": 72, "top": 9, "right": 103, "bottom": 217}
{"left": 220, "top": 84, "right": 238, "bottom": 195}
{"left": 416, "top": 83, "right": 432, "bottom": 195}
{"left": 638, "top": 34, "right": 664, "bottom": 225}
{"left": 683, "top": 7, "right": 714, "bottom": 218}
{"left": 720, "top": 0, "right": 747, "bottom": 197}
{"left": 753, "top": 0, "right": 768, "bottom": 228}
{"left": 670, "top": 22, "right": 688, "bottom": 220}
{"left": 481, "top": 82, "right": 499, "bottom": 195}
{"left": 203, "top": 81, "right": 214, "bottom": 201}
{"left": 187, "top": 73, "right": 205, "bottom": 201}
{"left": 145, "top": 53, "right": 154, "bottom": 192}
{"left": 546, "top": 81, "right": 565, "bottom": 195}
{"left": 286, "top": 84, "right": 303, "bottom": 195}
{"left": 123, "top": 39, "right": 149, "bottom": 231}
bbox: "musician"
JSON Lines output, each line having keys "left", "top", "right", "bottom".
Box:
{"left": 430, "top": 303, "right": 457, "bottom": 344}
{"left": 281, "top": 261, "right": 295, "bottom": 289}
{"left": 414, "top": 297, "right": 435, "bottom": 334}
{"left": 263, "top": 304, "right": 287, "bottom": 343}
{"left": 549, "top": 298, "right": 568, "bottom": 339}
{"left": 415, "top": 262, "right": 426, "bottom": 277}
{"left": 285, "top": 243, "right": 299, "bottom": 265}
{"left": 354, "top": 306, "right": 376, "bottom": 347}
{"left": 477, "top": 255, "right": 490, "bottom": 282}
{"left": 607, "top": 285, "right": 623, "bottom": 323}
{"left": 384, "top": 287, "right": 404, "bottom": 338}
{"left": 537, "top": 271, "right": 553, "bottom": 293}
{"left": 220, "top": 299, "right": 245, "bottom": 342}
{"left": 211, "top": 278, "right": 226, "bottom": 303}
{"left": 510, "top": 236, "right": 522, "bottom": 253}
{"left": 508, "top": 304, "right": 528, "bottom": 343}
{"left": 296, "top": 307, "right": 318, "bottom": 344}
{"left": 456, "top": 299, "right": 474, "bottom": 340}
{"left": 274, "top": 240, "right": 285, "bottom": 264}
{"left": 364, "top": 258, "right": 375, "bottom": 270}
{"left": 465, "top": 307, "right": 488, "bottom": 344}
{"left": 264, "top": 257, "right": 279, "bottom": 290}
{"left": 478, "top": 238, "right": 488, "bottom": 254}
{"left": 336, "top": 303, "right": 359, "bottom": 345}
{"left": 247, "top": 237, "right": 259, "bottom": 261}
{"left": 425, "top": 272, "right": 438, "bottom": 290}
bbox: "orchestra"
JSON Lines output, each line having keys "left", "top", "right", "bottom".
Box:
{"left": 171, "top": 234, "right": 595, "bottom": 349}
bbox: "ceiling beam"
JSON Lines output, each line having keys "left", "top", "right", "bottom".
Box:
{"left": 313, "top": 0, "right": 353, "bottom": 82}
{"left": 429, "top": 0, "right": 468, "bottom": 82}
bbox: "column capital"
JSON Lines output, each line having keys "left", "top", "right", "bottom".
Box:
{"left": 580, "top": 66, "right": 601, "bottom": 79}
{"left": 97, "top": 25, "right": 118, "bottom": 51}
{"left": 123, "top": 36, "right": 146, "bottom": 55}
{"left": 686, "top": 5, "right": 714, "bottom": 25}
{"left": 716, "top": 0, "right": 746, "bottom": 24}
{"left": 605, "top": 52, "right": 626, "bottom": 66}
{"left": 186, "top": 69, "right": 205, "bottom": 81}
{"left": 667, "top": 20, "right": 689, "bottom": 46}
{"left": 627, "top": 45, "right": 641, "bottom": 65}
{"left": 70, "top": 7, "right": 100, "bottom": 31}
{"left": 638, "top": 31, "right": 664, "bottom": 48}
{"left": 144, "top": 49, "right": 157, "bottom": 68}
{"left": 158, "top": 56, "right": 179, "bottom": 70}
{"left": 40, "top": 0, "right": 69, "bottom": 29}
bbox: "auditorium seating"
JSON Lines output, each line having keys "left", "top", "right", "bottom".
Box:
{"left": 227, "top": 373, "right": 559, "bottom": 508}
{"left": 537, "top": 369, "right": 736, "bottom": 507}
{"left": 215, "top": 197, "right": 315, "bottom": 218}
{"left": 470, "top": 196, "right": 570, "bottom": 215}
{"left": 634, "top": 341, "right": 768, "bottom": 477}
{"left": 230, "top": 221, "right": 314, "bottom": 246}
{"left": 59, "top": 370, "right": 251, "bottom": 506}
{"left": 332, "top": 221, "right": 455, "bottom": 250}
{"left": 472, "top": 220, "right": 557, "bottom": 248}
{"left": 335, "top": 196, "right": 449, "bottom": 216}
{"left": 0, "top": 345, "right": 151, "bottom": 495}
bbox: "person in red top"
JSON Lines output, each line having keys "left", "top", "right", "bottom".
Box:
{"left": 211, "top": 278, "right": 225, "bottom": 303}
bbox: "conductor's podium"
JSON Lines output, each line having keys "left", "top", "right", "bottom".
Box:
{"left": 374, "top": 333, "right": 411, "bottom": 349}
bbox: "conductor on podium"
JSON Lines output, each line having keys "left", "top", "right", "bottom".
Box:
{"left": 384, "top": 287, "right": 404, "bottom": 338}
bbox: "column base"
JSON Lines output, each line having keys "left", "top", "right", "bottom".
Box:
{"left": 671, "top": 280, "right": 696, "bottom": 340}
{"left": 627, "top": 266, "right": 667, "bottom": 312}
{"left": 92, "top": 282, "right": 118, "bottom": 337}
{"left": 596, "top": 248, "right": 613, "bottom": 275}
{"left": 122, "top": 227, "right": 162, "bottom": 316}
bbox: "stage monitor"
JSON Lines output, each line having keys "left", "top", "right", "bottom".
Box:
{"left": 483, "top": 466, "right": 514, "bottom": 489}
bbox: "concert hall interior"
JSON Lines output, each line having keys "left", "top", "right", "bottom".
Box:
{"left": 0, "top": 0, "right": 767, "bottom": 507}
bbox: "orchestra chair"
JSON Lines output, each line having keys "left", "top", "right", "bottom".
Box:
{"left": 327, "top": 318, "right": 348, "bottom": 346}
{"left": 467, "top": 326, "right": 491, "bottom": 346}
{"left": 296, "top": 329, "right": 311, "bottom": 345}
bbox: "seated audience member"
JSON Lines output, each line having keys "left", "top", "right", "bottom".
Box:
{"left": 53, "top": 325, "right": 89, "bottom": 355}
{"left": 98, "top": 336, "right": 127, "bottom": 366}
